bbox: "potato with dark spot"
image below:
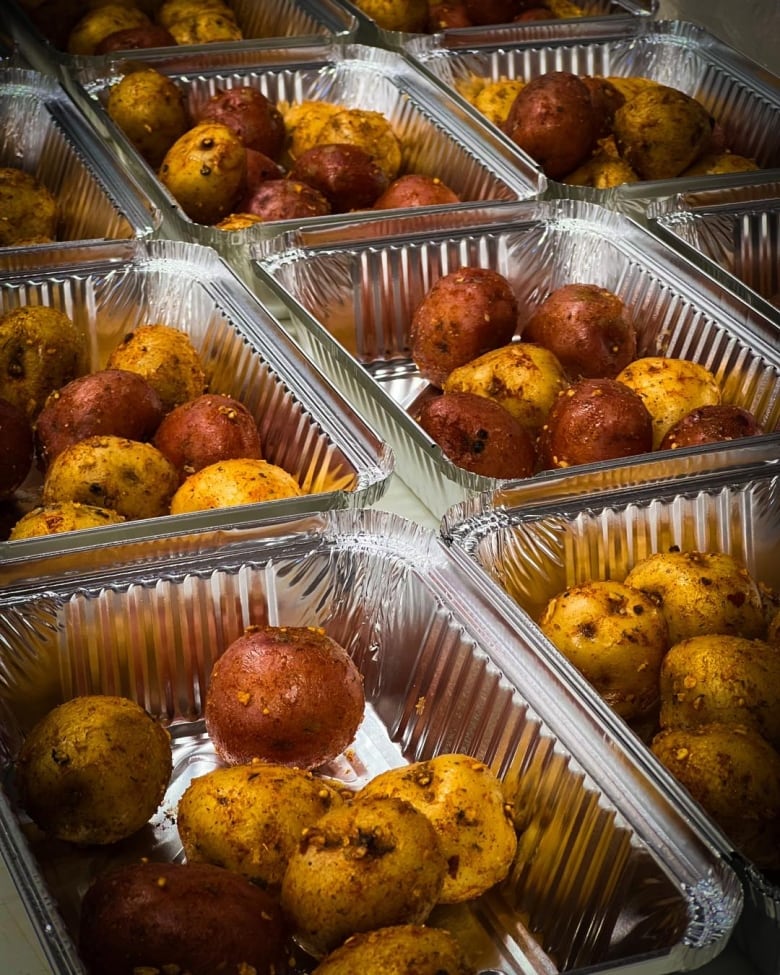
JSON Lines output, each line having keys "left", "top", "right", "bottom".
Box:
{"left": 0, "top": 397, "right": 33, "bottom": 497}
{"left": 373, "top": 173, "right": 461, "bottom": 210}
{"left": 8, "top": 501, "right": 125, "bottom": 540}
{"left": 289, "top": 143, "right": 390, "bottom": 212}
{"left": 238, "top": 178, "right": 331, "bottom": 222}
{"left": 107, "top": 68, "right": 190, "bottom": 169}
{"left": 312, "top": 925, "right": 473, "bottom": 975}
{"left": 660, "top": 404, "right": 763, "bottom": 450}
{"left": 195, "top": 86, "right": 285, "bottom": 160}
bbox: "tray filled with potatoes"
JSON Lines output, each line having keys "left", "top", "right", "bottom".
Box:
{"left": 404, "top": 18, "right": 780, "bottom": 217}
{"left": 0, "top": 505, "right": 743, "bottom": 974}
{"left": 441, "top": 441, "right": 780, "bottom": 975}
{"left": 0, "top": 237, "right": 395, "bottom": 571}
{"left": 252, "top": 196, "right": 780, "bottom": 518}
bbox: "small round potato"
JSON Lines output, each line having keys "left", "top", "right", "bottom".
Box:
{"left": 373, "top": 174, "right": 461, "bottom": 210}
{"left": 0, "top": 167, "right": 59, "bottom": 246}
{"left": 42, "top": 434, "right": 179, "bottom": 520}
{"left": 659, "top": 404, "right": 763, "bottom": 450}
{"left": 107, "top": 68, "right": 190, "bottom": 169}
{"left": 289, "top": 143, "right": 390, "bottom": 212}
{"left": 195, "top": 86, "right": 285, "bottom": 159}
{"left": 239, "top": 178, "right": 332, "bottom": 222}
{"left": 538, "top": 579, "right": 670, "bottom": 727}
{"left": 156, "top": 0, "right": 235, "bottom": 29}
{"left": 282, "top": 100, "right": 344, "bottom": 160}
{"left": 9, "top": 501, "right": 125, "bottom": 540}
{"left": 167, "top": 10, "right": 243, "bottom": 44}
{"left": 358, "top": 754, "right": 518, "bottom": 904}
{"left": 170, "top": 458, "right": 303, "bottom": 513}
{"left": 315, "top": 108, "right": 403, "bottom": 181}
{"left": 281, "top": 795, "right": 447, "bottom": 957}
{"left": 624, "top": 550, "right": 765, "bottom": 644}
{"left": 473, "top": 78, "right": 526, "bottom": 127}
{"left": 312, "top": 924, "right": 472, "bottom": 975}
{"left": 15, "top": 694, "right": 171, "bottom": 845}
{"left": 616, "top": 356, "right": 721, "bottom": 449}
{"left": 67, "top": 3, "right": 151, "bottom": 55}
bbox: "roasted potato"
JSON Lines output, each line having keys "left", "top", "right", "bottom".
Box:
{"left": 167, "top": 10, "right": 243, "bottom": 44}
{"left": 563, "top": 148, "right": 639, "bottom": 188}
{"left": 67, "top": 2, "right": 151, "bottom": 55}
{"left": 281, "top": 795, "right": 447, "bottom": 957}
{"left": 352, "top": 0, "right": 429, "bottom": 31}
{"left": 615, "top": 356, "right": 721, "bottom": 449}
{"left": 358, "top": 754, "right": 518, "bottom": 903}
{"left": 42, "top": 434, "right": 179, "bottom": 520}
{"left": 624, "top": 550, "right": 766, "bottom": 644}
{"left": 94, "top": 23, "right": 177, "bottom": 53}
{"left": 156, "top": 0, "right": 235, "bottom": 29}
{"left": 473, "top": 78, "right": 526, "bottom": 127}
{"left": 538, "top": 579, "right": 670, "bottom": 728}
{"left": 410, "top": 267, "right": 519, "bottom": 388}
{"left": 107, "top": 68, "right": 190, "bottom": 169}
{"left": 194, "top": 86, "right": 285, "bottom": 159}
{"left": 289, "top": 143, "right": 390, "bottom": 212}
{"left": 373, "top": 174, "right": 461, "bottom": 210}
{"left": 659, "top": 404, "right": 763, "bottom": 450}
{"left": 315, "top": 108, "right": 403, "bottom": 180}
{"left": 170, "top": 457, "right": 303, "bottom": 513}
{"left": 238, "top": 178, "right": 331, "bottom": 222}
{"left": 312, "top": 924, "right": 472, "bottom": 975}
{"left": 0, "top": 397, "right": 33, "bottom": 497}
{"left": 0, "top": 167, "right": 59, "bottom": 246}
{"left": 580, "top": 75, "right": 625, "bottom": 139}
{"left": 8, "top": 501, "right": 125, "bottom": 539}
{"left": 15, "top": 694, "right": 171, "bottom": 845}
{"left": 282, "top": 99, "right": 344, "bottom": 160}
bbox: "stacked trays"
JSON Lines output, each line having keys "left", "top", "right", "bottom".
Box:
{"left": 0, "top": 509, "right": 743, "bottom": 975}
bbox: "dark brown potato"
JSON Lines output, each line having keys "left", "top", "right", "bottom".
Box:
{"left": 538, "top": 378, "right": 653, "bottom": 469}
{"left": 152, "top": 392, "right": 262, "bottom": 478}
{"left": 195, "top": 86, "right": 285, "bottom": 160}
{"left": 288, "top": 143, "right": 390, "bottom": 213}
{"left": 94, "top": 24, "right": 176, "bottom": 53}
{"left": 580, "top": 75, "right": 626, "bottom": 138}
{"left": 410, "top": 267, "right": 519, "bottom": 387}
{"left": 79, "top": 861, "right": 287, "bottom": 975}
{"left": 205, "top": 625, "right": 365, "bottom": 768}
{"left": 659, "top": 404, "right": 764, "bottom": 450}
{"left": 35, "top": 369, "right": 165, "bottom": 470}
{"left": 523, "top": 282, "right": 637, "bottom": 379}
{"left": 417, "top": 391, "right": 536, "bottom": 478}
{"left": 373, "top": 174, "right": 461, "bottom": 210}
{"left": 238, "top": 179, "right": 331, "bottom": 222}
{"left": 0, "top": 397, "right": 34, "bottom": 497}
{"left": 503, "top": 71, "right": 599, "bottom": 180}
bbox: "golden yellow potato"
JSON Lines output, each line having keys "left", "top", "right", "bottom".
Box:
{"left": 0, "top": 167, "right": 58, "bottom": 246}
{"left": 681, "top": 152, "right": 760, "bottom": 177}
{"left": 315, "top": 108, "right": 403, "bottom": 180}
{"left": 167, "top": 10, "right": 243, "bottom": 44}
{"left": 15, "top": 695, "right": 171, "bottom": 845}
{"left": 358, "top": 754, "right": 517, "bottom": 904}
{"left": 280, "top": 795, "right": 447, "bottom": 958}
{"left": 67, "top": 2, "right": 151, "bottom": 54}
{"left": 107, "top": 68, "right": 190, "bottom": 170}
{"left": 612, "top": 85, "right": 713, "bottom": 181}
{"left": 615, "top": 356, "right": 721, "bottom": 448}
{"left": 9, "top": 501, "right": 125, "bottom": 539}
{"left": 624, "top": 550, "right": 765, "bottom": 644}
{"left": 282, "top": 100, "right": 344, "bottom": 161}
{"left": 538, "top": 579, "right": 669, "bottom": 727}
{"left": 312, "top": 924, "right": 472, "bottom": 975}
{"left": 651, "top": 723, "right": 780, "bottom": 870}
{"left": 0, "top": 305, "right": 87, "bottom": 419}
{"left": 353, "top": 0, "right": 428, "bottom": 31}
{"left": 156, "top": 0, "right": 234, "bottom": 29}
{"left": 473, "top": 78, "right": 526, "bottom": 127}
{"left": 658, "top": 634, "right": 780, "bottom": 748}
{"left": 106, "top": 323, "right": 206, "bottom": 412}
{"left": 177, "top": 762, "right": 344, "bottom": 891}
{"left": 170, "top": 458, "right": 303, "bottom": 513}
{"left": 42, "top": 434, "right": 180, "bottom": 520}
{"left": 563, "top": 147, "right": 638, "bottom": 188}
{"left": 443, "top": 342, "right": 569, "bottom": 433}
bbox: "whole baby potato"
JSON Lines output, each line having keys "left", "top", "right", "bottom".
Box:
{"left": 35, "top": 368, "right": 165, "bottom": 469}
{"left": 94, "top": 23, "right": 177, "bottom": 53}
{"left": 177, "top": 762, "right": 344, "bottom": 890}
{"left": 359, "top": 754, "right": 517, "bottom": 904}
{"left": 156, "top": 0, "right": 235, "bottom": 29}
{"left": 443, "top": 341, "right": 569, "bottom": 432}
{"left": 410, "top": 267, "right": 519, "bottom": 388}
{"left": 15, "top": 694, "right": 171, "bottom": 845}
{"left": 659, "top": 404, "right": 763, "bottom": 450}
{"left": 204, "top": 625, "right": 365, "bottom": 768}
{"left": 538, "top": 579, "right": 670, "bottom": 728}
{"left": 537, "top": 377, "right": 653, "bottom": 469}
{"left": 473, "top": 78, "right": 526, "bottom": 127}
{"left": 315, "top": 108, "right": 403, "bottom": 180}
{"left": 289, "top": 143, "right": 390, "bottom": 212}
{"left": 0, "top": 397, "right": 33, "bottom": 497}
{"left": 612, "top": 85, "right": 713, "bottom": 180}
{"left": 43, "top": 434, "right": 179, "bottom": 520}
{"left": 580, "top": 75, "right": 625, "bottom": 138}
{"left": 651, "top": 722, "right": 780, "bottom": 870}
{"left": 312, "top": 924, "right": 472, "bottom": 975}
{"left": 244, "top": 147, "right": 285, "bottom": 189}
{"left": 523, "top": 283, "right": 637, "bottom": 379}
{"left": 616, "top": 356, "right": 721, "bottom": 449}
{"left": 107, "top": 68, "right": 190, "bottom": 169}
{"left": 624, "top": 550, "right": 766, "bottom": 644}
{"left": 170, "top": 457, "right": 303, "bottom": 513}
{"left": 238, "top": 178, "right": 331, "bottom": 222}
{"left": 159, "top": 122, "right": 247, "bottom": 225}
{"left": 167, "top": 10, "right": 243, "bottom": 44}
{"left": 195, "top": 86, "right": 285, "bottom": 159}
{"left": 0, "top": 167, "right": 59, "bottom": 246}
{"left": 67, "top": 2, "right": 151, "bottom": 54}
{"left": 502, "top": 71, "right": 599, "bottom": 180}
{"left": 373, "top": 174, "right": 461, "bottom": 210}
{"left": 282, "top": 100, "right": 344, "bottom": 160}
{"left": 281, "top": 795, "right": 447, "bottom": 957}
{"left": 8, "top": 501, "right": 125, "bottom": 540}
{"left": 353, "top": 0, "right": 429, "bottom": 31}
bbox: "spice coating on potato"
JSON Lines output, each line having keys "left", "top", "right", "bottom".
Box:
{"left": 289, "top": 143, "right": 390, "bottom": 213}
{"left": 359, "top": 754, "right": 517, "bottom": 903}
{"left": 67, "top": 3, "right": 151, "bottom": 55}
{"left": 410, "top": 267, "right": 519, "bottom": 388}
{"left": 537, "top": 378, "right": 653, "bottom": 469}
{"left": 15, "top": 694, "right": 171, "bottom": 845}
{"left": 79, "top": 861, "right": 287, "bottom": 975}
{"left": 417, "top": 391, "right": 536, "bottom": 478}
{"left": 523, "top": 283, "right": 637, "bottom": 379}
{"left": 195, "top": 86, "right": 285, "bottom": 159}
{"left": 170, "top": 457, "right": 302, "bottom": 512}
{"left": 659, "top": 404, "right": 763, "bottom": 450}
{"left": 8, "top": 501, "right": 125, "bottom": 540}
{"left": 35, "top": 369, "right": 165, "bottom": 469}
{"left": 0, "top": 397, "right": 33, "bottom": 497}
{"left": 167, "top": 10, "right": 243, "bottom": 44}
{"left": 651, "top": 723, "right": 780, "bottom": 870}
{"left": 177, "top": 762, "right": 344, "bottom": 891}
{"left": 473, "top": 79, "right": 526, "bottom": 127}
{"left": 239, "top": 178, "right": 331, "bottom": 222}
{"left": 282, "top": 100, "right": 344, "bottom": 160}
{"left": 0, "top": 167, "right": 58, "bottom": 246}
{"left": 624, "top": 550, "right": 766, "bottom": 644}
{"left": 281, "top": 795, "right": 447, "bottom": 957}
{"left": 312, "top": 924, "right": 473, "bottom": 975}
{"left": 205, "top": 625, "right": 365, "bottom": 768}
{"left": 315, "top": 108, "right": 403, "bottom": 180}
{"left": 107, "top": 68, "right": 190, "bottom": 169}
{"left": 373, "top": 173, "right": 461, "bottom": 210}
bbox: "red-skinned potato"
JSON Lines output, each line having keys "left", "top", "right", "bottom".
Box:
{"left": 195, "top": 86, "right": 285, "bottom": 160}
{"left": 0, "top": 397, "right": 34, "bottom": 497}
{"left": 245, "top": 148, "right": 285, "bottom": 189}
{"left": 523, "top": 283, "right": 637, "bottom": 379}
{"left": 659, "top": 404, "right": 763, "bottom": 450}
{"left": 238, "top": 179, "right": 331, "bottom": 222}
{"left": 94, "top": 24, "right": 176, "bottom": 53}
{"left": 580, "top": 75, "right": 625, "bottom": 138}
{"left": 373, "top": 174, "right": 461, "bottom": 210}
{"left": 503, "top": 71, "right": 599, "bottom": 179}
{"left": 410, "top": 266, "right": 519, "bottom": 387}
{"left": 288, "top": 143, "right": 390, "bottom": 213}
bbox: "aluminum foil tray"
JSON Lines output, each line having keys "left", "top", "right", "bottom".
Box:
{"left": 0, "top": 508, "right": 742, "bottom": 975}
{"left": 0, "top": 239, "right": 393, "bottom": 573}
{"left": 0, "top": 67, "right": 158, "bottom": 250}
{"left": 405, "top": 19, "right": 780, "bottom": 218}
{"left": 441, "top": 445, "right": 780, "bottom": 975}
{"left": 252, "top": 197, "right": 780, "bottom": 519}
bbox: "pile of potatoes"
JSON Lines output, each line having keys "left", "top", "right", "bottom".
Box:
{"left": 411, "top": 270, "right": 767, "bottom": 478}
{"left": 0, "top": 306, "right": 304, "bottom": 540}
{"left": 462, "top": 69, "right": 760, "bottom": 186}
{"left": 536, "top": 549, "right": 780, "bottom": 872}
{"left": 105, "top": 67, "right": 462, "bottom": 227}
{"left": 355, "top": 0, "right": 586, "bottom": 33}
